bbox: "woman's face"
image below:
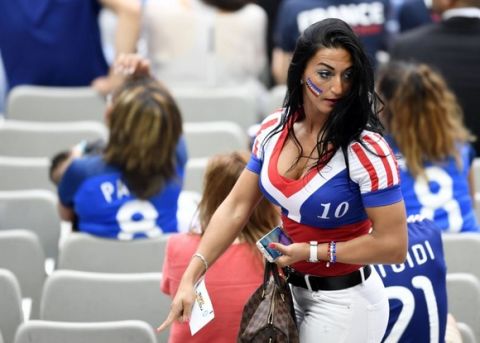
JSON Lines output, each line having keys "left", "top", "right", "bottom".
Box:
{"left": 302, "top": 47, "right": 353, "bottom": 116}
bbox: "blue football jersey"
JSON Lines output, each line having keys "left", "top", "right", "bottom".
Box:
{"left": 274, "top": 0, "right": 391, "bottom": 65}
{"left": 59, "top": 138, "right": 187, "bottom": 239}
{"left": 375, "top": 218, "right": 448, "bottom": 343}
{"left": 387, "top": 136, "right": 479, "bottom": 233}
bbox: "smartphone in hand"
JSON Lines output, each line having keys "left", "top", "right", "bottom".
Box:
{"left": 256, "top": 226, "right": 293, "bottom": 262}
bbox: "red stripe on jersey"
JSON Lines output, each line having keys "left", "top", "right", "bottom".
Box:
{"left": 268, "top": 127, "right": 319, "bottom": 198}
{"left": 364, "top": 135, "right": 393, "bottom": 187}
{"left": 352, "top": 143, "right": 379, "bottom": 191}
{"left": 373, "top": 132, "right": 400, "bottom": 179}
{"left": 252, "top": 117, "right": 278, "bottom": 156}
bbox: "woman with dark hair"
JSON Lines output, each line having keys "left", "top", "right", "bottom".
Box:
{"left": 58, "top": 62, "right": 187, "bottom": 239}
{"left": 377, "top": 61, "right": 479, "bottom": 233}
{"left": 158, "top": 18, "right": 407, "bottom": 342}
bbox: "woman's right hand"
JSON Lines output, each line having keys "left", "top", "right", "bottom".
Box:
{"left": 156, "top": 279, "right": 197, "bottom": 333}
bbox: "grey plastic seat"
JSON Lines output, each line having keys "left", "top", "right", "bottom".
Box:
{"left": 6, "top": 85, "right": 106, "bottom": 122}
{"left": 0, "top": 230, "right": 46, "bottom": 319}
{"left": 0, "top": 119, "right": 107, "bottom": 158}
{"left": 264, "top": 84, "right": 286, "bottom": 117}
{"left": 442, "top": 233, "right": 480, "bottom": 281}
{"left": 457, "top": 322, "right": 477, "bottom": 343}
{"left": 446, "top": 273, "right": 480, "bottom": 342}
{"left": 40, "top": 270, "right": 171, "bottom": 343}
{"left": 0, "top": 269, "right": 23, "bottom": 343}
{"left": 184, "top": 121, "right": 248, "bottom": 159}
{"left": 473, "top": 158, "right": 480, "bottom": 194}
{"left": 58, "top": 233, "right": 170, "bottom": 273}
{"left": 184, "top": 157, "right": 208, "bottom": 194}
{"left": 0, "top": 190, "right": 61, "bottom": 261}
{"left": 0, "top": 156, "right": 54, "bottom": 192}
{"left": 171, "top": 86, "right": 258, "bottom": 131}
{"left": 14, "top": 320, "right": 156, "bottom": 343}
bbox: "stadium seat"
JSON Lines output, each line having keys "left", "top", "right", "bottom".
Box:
{"left": 457, "top": 322, "right": 476, "bottom": 343}
{"left": 184, "top": 157, "right": 208, "bottom": 194}
{"left": 6, "top": 86, "right": 106, "bottom": 123}
{"left": 264, "top": 84, "right": 286, "bottom": 117}
{"left": 57, "top": 233, "right": 170, "bottom": 273}
{"left": 0, "top": 156, "right": 53, "bottom": 192}
{"left": 171, "top": 86, "right": 258, "bottom": 131}
{"left": 0, "top": 119, "right": 107, "bottom": 158}
{"left": 442, "top": 233, "right": 480, "bottom": 281}
{"left": 0, "top": 190, "right": 61, "bottom": 262}
{"left": 184, "top": 121, "right": 249, "bottom": 159}
{"left": 14, "top": 320, "right": 156, "bottom": 343}
{"left": 0, "top": 269, "right": 23, "bottom": 343}
{"left": 0, "top": 230, "right": 46, "bottom": 319}
{"left": 40, "top": 270, "right": 171, "bottom": 343}
{"left": 446, "top": 273, "right": 480, "bottom": 342}
{"left": 472, "top": 158, "right": 480, "bottom": 194}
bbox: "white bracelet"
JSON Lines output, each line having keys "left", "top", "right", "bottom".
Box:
{"left": 308, "top": 241, "right": 318, "bottom": 263}
{"left": 192, "top": 253, "right": 209, "bottom": 273}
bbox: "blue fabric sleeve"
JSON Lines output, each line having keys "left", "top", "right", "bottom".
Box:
{"left": 246, "top": 154, "right": 262, "bottom": 175}
{"left": 362, "top": 184, "right": 403, "bottom": 208}
{"left": 58, "top": 159, "right": 89, "bottom": 207}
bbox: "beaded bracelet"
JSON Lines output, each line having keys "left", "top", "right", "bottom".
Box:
{"left": 326, "top": 241, "right": 337, "bottom": 268}
{"left": 192, "top": 253, "right": 209, "bottom": 273}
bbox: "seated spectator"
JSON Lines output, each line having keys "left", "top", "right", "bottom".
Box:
{"left": 376, "top": 61, "right": 479, "bottom": 233}
{"left": 375, "top": 216, "right": 462, "bottom": 342}
{"left": 58, "top": 59, "right": 187, "bottom": 239}
{"left": 161, "top": 151, "right": 280, "bottom": 343}
{"left": 143, "top": 0, "right": 268, "bottom": 113}
{"left": 271, "top": 0, "right": 391, "bottom": 84}
{"left": 49, "top": 140, "right": 106, "bottom": 186}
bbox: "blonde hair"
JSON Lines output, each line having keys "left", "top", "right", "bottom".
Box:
{"left": 104, "top": 77, "right": 183, "bottom": 198}
{"left": 377, "top": 62, "right": 474, "bottom": 177}
{"left": 195, "top": 151, "right": 279, "bottom": 248}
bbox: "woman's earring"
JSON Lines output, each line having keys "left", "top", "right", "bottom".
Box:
{"left": 300, "top": 79, "right": 304, "bottom": 85}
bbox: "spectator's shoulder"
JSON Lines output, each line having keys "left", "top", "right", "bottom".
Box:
{"left": 392, "top": 22, "right": 439, "bottom": 51}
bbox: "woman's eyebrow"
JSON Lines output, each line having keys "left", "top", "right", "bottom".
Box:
{"left": 317, "top": 62, "right": 334, "bottom": 70}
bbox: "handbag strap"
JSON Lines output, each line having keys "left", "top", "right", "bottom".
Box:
{"left": 263, "top": 261, "right": 283, "bottom": 288}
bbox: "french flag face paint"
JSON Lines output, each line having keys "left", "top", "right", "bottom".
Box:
{"left": 306, "top": 77, "right": 323, "bottom": 97}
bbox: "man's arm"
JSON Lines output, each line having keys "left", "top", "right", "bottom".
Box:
{"left": 271, "top": 48, "right": 292, "bottom": 85}
{"left": 92, "top": 0, "right": 141, "bottom": 94}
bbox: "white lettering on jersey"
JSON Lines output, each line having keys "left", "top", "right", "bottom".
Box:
{"left": 376, "top": 240, "right": 435, "bottom": 278}
{"left": 116, "top": 199, "right": 162, "bottom": 240}
{"left": 100, "top": 180, "right": 131, "bottom": 203}
{"left": 100, "top": 182, "right": 114, "bottom": 203}
{"left": 414, "top": 166, "right": 463, "bottom": 233}
{"left": 297, "top": 2, "right": 385, "bottom": 33}
{"left": 384, "top": 276, "right": 439, "bottom": 342}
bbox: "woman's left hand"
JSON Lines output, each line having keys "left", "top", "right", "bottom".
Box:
{"left": 269, "top": 242, "right": 309, "bottom": 268}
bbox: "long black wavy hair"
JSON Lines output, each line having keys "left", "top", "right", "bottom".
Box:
{"left": 265, "top": 18, "right": 384, "bottom": 170}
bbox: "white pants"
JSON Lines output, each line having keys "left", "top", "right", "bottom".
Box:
{"left": 292, "top": 267, "right": 388, "bottom": 343}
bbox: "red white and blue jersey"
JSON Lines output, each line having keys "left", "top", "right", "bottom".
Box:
{"left": 247, "top": 111, "right": 403, "bottom": 276}
{"left": 374, "top": 218, "right": 448, "bottom": 343}
{"left": 59, "top": 138, "right": 187, "bottom": 239}
{"left": 386, "top": 136, "right": 479, "bottom": 233}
